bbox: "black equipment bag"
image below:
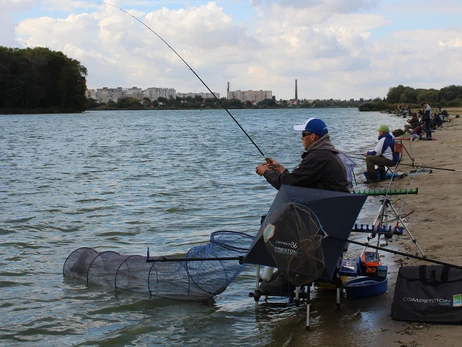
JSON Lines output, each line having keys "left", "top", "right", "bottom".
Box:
{"left": 392, "top": 265, "right": 462, "bottom": 323}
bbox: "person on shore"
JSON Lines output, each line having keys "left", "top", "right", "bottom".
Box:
{"left": 421, "top": 101, "right": 433, "bottom": 139}
{"left": 411, "top": 124, "right": 424, "bottom": 141}
{"left": 255, "top": 117, "right": 349, "bottom": 192}
{"left": 432, "top": 112, "right": 443, "bottom": 129}
{"left": 363, "top": 125, "right": 400, "bottom": 183}
{"left": 404, "top": 112, "right": 420, "bottom": 133}
{"left": 255, "top": 117, "right": 349, "bottom": 295}
{"left": 441, "top": 109, "right": 449, "bottom": 119}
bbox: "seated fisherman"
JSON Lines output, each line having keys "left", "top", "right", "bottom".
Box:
{"left": 255, "top": 118, "right": 349, "bottom": 296}
{"left": 432, "top": 112, "right": 443, "bottom": 129}
{"left": 411, "top": 124, "right": 424, "bottom": 141}
{"left": 441, "top": 109, "right": 449, "bottom": 119}
{"left": 363, "top": 125, "right": 400, "bottom": 183}
{"left": 404, "top": 112, "right": 420, "bottom": 133}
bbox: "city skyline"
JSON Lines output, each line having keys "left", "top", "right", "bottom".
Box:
{"left": 2, "top": 1, "right": 461, "bottom": 100}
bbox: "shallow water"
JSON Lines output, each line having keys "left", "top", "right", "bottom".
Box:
{"left": 0, "top": 109, "right": 406, "bottom": 346}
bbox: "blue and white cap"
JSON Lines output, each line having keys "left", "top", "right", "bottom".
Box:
{"left": 293, "top": 118, "right": 328, "bottom": 136}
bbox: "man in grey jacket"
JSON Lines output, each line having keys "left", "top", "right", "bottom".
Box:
{"left": 254, "top": 117, "right": 349, "bottom": 296}
{"left": 256, "top": 117, "right": 349, "bottom": 193}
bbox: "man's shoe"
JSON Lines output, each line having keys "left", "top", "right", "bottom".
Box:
{"left": 364, "top": 180, "right": 379, "bottom": 184}
{"left": 259, "top": 273, "right": 292, "bottom": 296}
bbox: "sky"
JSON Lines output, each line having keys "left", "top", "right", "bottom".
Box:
{"left": 1, "top": 0, "right": 462, "bottom": 100}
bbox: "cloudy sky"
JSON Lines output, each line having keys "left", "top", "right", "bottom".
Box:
{"left": 1, "top": 0, "right": 461, "bottom": 100}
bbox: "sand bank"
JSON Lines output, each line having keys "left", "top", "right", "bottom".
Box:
{"left": 289, "top": 111, "right": 462, "bottom": 347}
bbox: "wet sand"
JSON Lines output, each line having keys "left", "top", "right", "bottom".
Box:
{"left": 287, "top": 110, "right": 462, "bottom": 347}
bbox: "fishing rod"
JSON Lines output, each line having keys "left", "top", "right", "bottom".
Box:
{"left": 399, "top": 162, "right": 462, "bottom": 172}
{"left": 346, "top": 154, "right": 461, "bottom": 172}
{"left": 93, "top": 1, "right": 266, "bottom": 158}
{"left": 329, "top": 236, "right": 462, "bottom": 270}
{"left": 147, "top": 237, "right": 462, "bottom": 270}
{"left": 146, "top": 255, "right": 244, "bottom": 263}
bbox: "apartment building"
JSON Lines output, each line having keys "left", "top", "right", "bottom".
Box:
{"left": 92, "top": 87, "right": 176, "bottom": 103}
{"left": 227, "top": 90, "right": 272, "bottom": 103}
{"left": 94, "top": 87, "right": 124, "bottom": 103}
{"left": 90, "top": 86, "right": 268, "bottom": 103}
{"left": 176, "top": 92, "right": 220, "bottom": 99}
{"left": 143, "top": 87, "right": 176, "bottom": 100}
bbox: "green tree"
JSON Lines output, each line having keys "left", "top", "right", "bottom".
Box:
{"left": 158, "top": 97, "right": 168, "bottom": 105}
{"left": 0, "top": 46, "right": 87, "bottom": 113}
{"left": 400, "top": 87, "right": 418, "bottom": 104}
{"left": 226, "top": 98, "right": 243, "bottom": 108}
{"left": 386, "top": 85, "right": 406, "bottom": 103}
{"left": 439, "top": 85, "right": 462, "bottom": 102}
{"left": 87, "top": 98, "right": 98, "bottom": 109}
{"left": 417, "top": 89, "right": 439, "bottom": 105}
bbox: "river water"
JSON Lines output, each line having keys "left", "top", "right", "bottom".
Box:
{"left": 0, "top": 109, "right": 406, "bottom": 346}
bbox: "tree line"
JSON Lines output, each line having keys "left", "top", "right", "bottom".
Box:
{"left": 359, "top": 85, "right": 462, "bottom": 111}
{"left": 0, "top": 46, "right": 88, "bottom": 113}
{"left": 89, "top": 94, "right": 366, "bottom": 110}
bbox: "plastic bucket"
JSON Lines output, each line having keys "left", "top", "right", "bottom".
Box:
{"left": 343, "top": 277, "right": 388, "bottom": 299}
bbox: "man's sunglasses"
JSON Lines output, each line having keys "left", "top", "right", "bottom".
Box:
{"left": 302, "top": 131, "right": 312, "bottom": 137}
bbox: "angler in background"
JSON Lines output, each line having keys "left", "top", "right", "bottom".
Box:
{"left": 404, "top": 112, "right": 420, "bottom": 133}
{"left": 363, "top": 125, "right": 400, "bottom": 183}
{"left": 255, "top": 117, "right": 349, "bottom": 193}
{"left": 411, "top": 124, "right": 424, "bottom": 141}
{"left": 421, "top": 101, "right": 433, "bottom": 140}
{"left": 432, "top": 112, "right": 443, "bottom": 129}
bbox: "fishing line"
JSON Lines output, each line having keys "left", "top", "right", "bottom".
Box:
{"left": 92, "top": 1, "right": 266, "bottom": 158}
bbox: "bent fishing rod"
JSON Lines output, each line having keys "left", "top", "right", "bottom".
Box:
{"left": 93, "top": 2, "right": 266, "bottom": 158}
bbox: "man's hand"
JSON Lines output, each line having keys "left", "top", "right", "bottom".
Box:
{"left": 258, "top": 157, "right": 285, "bottom": 174}
{"left": 256, "top": 163, "right": 269, "bottom": 176}
{"left": 265, "top": 157, "right": 281, "bottom": 169}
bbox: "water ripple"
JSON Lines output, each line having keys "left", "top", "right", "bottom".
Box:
{"left": 0, "top": 109, "right": 406, "bottom": 346}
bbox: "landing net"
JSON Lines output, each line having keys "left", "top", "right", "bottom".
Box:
{"left": 63, "top": 230, "right": 253, "bottom": 302}
{"left": 338, "top": 152, "right": 357, "bottom": 186}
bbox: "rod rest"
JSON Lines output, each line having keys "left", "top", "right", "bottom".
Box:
{"left": 353, "top": 188, "right": 418, "bottom": 195}
{"left": 352, "top": 224, "right": 404, "bottom": 235}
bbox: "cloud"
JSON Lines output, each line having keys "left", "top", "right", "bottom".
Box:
{"left": 0, "top": 0, "right": 35, "bottom": 47}
{"left": 250, "top": 0, "right": 380, "bottom": 12}
{"left": 0, "top": 12, "right": 17, "bottom": 47}
{"left": 6, "top": 0, "right": 462, "bottom": 99}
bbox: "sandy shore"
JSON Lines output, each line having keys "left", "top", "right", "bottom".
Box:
{"left": 288, "top": 110, "right": 462, "bottom": 347}
{"left": 370, "top": 109, "right": 462, "bottom": 346}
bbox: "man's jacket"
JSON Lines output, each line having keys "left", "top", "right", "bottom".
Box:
{"left": 366, "top": 132, "right": 399, "bottom": 162}
{"left": 263, "top": 134, "right": 349, "bottom": 192}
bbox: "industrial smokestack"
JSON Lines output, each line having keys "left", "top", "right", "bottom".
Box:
{"left": 295, "top": 79, "right": 298, "bottom": 101}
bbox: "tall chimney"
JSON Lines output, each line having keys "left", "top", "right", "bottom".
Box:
{"left": 295, "top": 79, "right": 298, "bottom": 101}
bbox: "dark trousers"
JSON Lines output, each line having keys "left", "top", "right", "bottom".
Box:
{"left": 424, "top": 119, "right": 432, "bottom": 138}
{"left": 366, "top": 156, "right": 396, "bottom": 181}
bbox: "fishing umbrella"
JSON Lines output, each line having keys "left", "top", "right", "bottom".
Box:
{"left": 243, "top": 185, "right": 367, "bottom": 284}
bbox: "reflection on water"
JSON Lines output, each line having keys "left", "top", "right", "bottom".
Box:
{"left": 0, "top": 109, "right": 406, "bottom": 346}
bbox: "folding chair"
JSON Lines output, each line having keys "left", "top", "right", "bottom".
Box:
{"left": 385, "top": 142, "right": 403, "bottom": 178}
